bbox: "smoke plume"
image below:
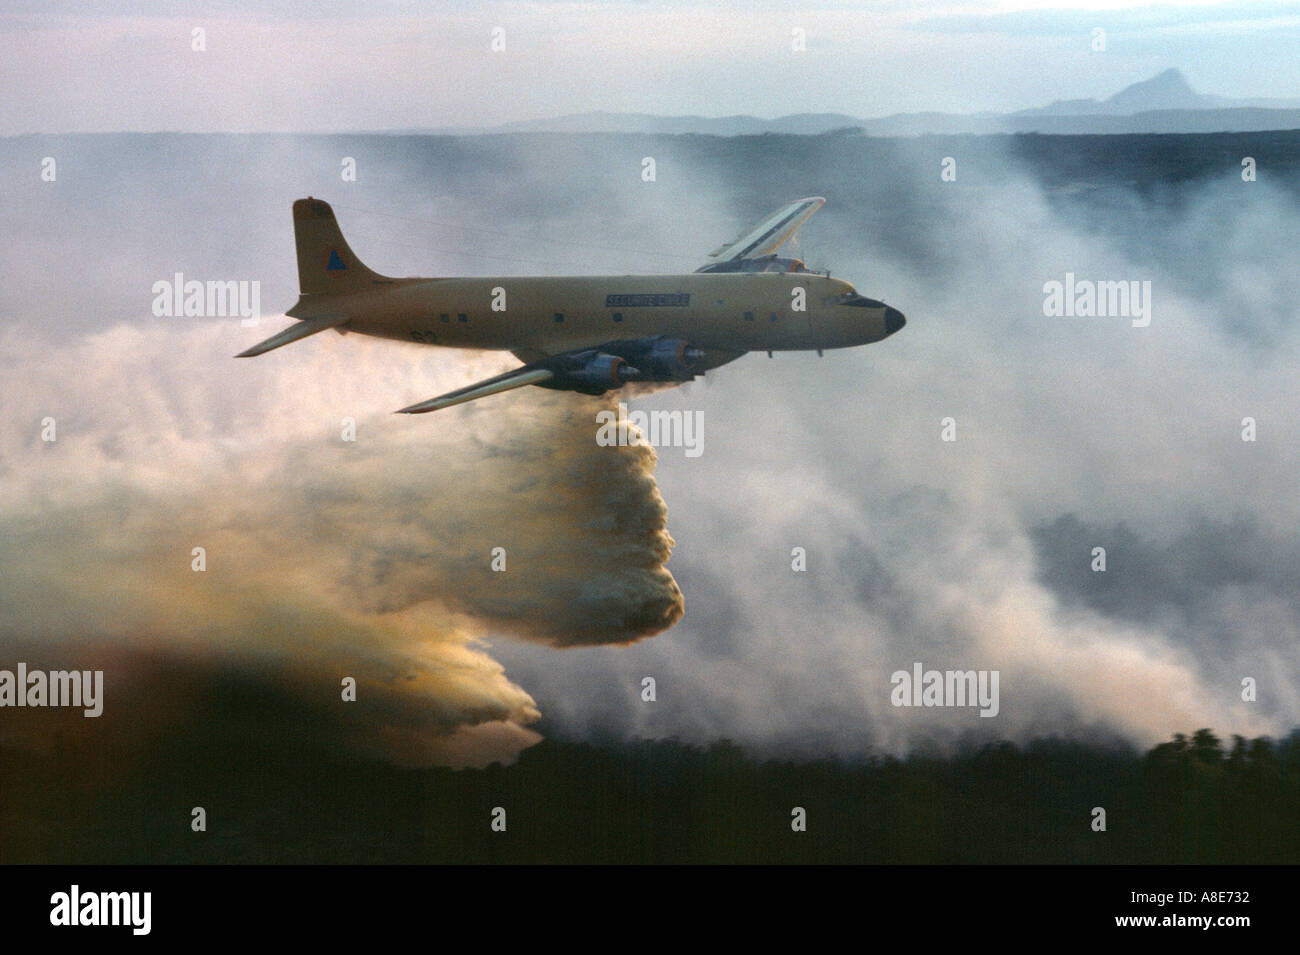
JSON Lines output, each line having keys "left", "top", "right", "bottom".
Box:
{"left": 0, "top": 321, "right": 682, "bottom": 767}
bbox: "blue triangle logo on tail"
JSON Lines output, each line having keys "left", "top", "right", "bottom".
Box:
{"left": 327, "top": 249, "right": 346, "bottom": 271}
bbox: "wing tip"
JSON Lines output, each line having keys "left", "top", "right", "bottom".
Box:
{"left": 394, "top": 400, "right": 443, "bottom": 415}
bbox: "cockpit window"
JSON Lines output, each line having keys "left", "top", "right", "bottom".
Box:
{"left": 840, "top": 293, "right": 886, "bottom": 308}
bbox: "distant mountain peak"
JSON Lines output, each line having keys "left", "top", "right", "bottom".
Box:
{"left": 1018, "top": 68, "right": 1209, "bottom": 117}
{"left": 1106, "top": 68, "right": 1204, "bottom": 111}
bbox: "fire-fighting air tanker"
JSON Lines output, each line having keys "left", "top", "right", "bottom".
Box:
{"left": 238, "top": 196, "right": 906, "bottom": 413}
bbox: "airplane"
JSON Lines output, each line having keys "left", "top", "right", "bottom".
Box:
{"left": 237, "top": 196, "right": 906, "bottom": 413}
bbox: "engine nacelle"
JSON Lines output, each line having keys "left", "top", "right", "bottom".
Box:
{"left": 641, "top": 338, "right": 706, "bottom": 380}
{"left": 564, "top": 352, "right": 639, "bottom": 393}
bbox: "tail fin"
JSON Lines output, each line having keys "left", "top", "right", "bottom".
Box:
{"left": 292, "top": 197, "right": 388, "bottom": 295}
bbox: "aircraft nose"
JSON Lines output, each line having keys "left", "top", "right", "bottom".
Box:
{"left": 884, "top": 306, "right": 906, "bottom": 335}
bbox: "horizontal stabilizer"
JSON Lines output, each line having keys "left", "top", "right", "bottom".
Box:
{"left": 235, "top": 315, "right": 349, "bottom": 358}
{"left": 396, "top": 367, "right": 555, "bottom": 414}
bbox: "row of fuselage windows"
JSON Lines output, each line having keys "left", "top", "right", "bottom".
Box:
{"left": 439, "top": 312, "right": 570, "bottom": 323}
{"left": 440, "top": 311, "right": 779, "bottom": 323}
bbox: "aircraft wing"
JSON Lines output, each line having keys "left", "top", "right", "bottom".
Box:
{"left": 397, "top": 337, "right": 740, "bottom": 414}
{"left": 395, "top": 365, "right": 555, "bottom": 414}
{"left": 705, "top": 196, "right": 825, "bottom": 263}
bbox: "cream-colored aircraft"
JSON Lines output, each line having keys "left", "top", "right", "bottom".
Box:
{"left": 238, "top": 196, "right": 906, "bottom": 413}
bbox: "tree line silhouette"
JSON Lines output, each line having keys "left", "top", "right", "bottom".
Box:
{"left": 4, "top": 726, "right": 1296, "bottom": 863}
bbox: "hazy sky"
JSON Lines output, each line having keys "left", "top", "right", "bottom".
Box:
{"left": 2, "top": 1, "right": 1298, "bottom": 133}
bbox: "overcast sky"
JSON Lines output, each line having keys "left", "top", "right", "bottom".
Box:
{"left": 2, "top": 1, "right": 1298, "bottom": 133}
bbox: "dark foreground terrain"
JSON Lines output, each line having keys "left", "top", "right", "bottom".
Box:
{"left": 3, "top": 715, "right": 1296, "bottom": 863}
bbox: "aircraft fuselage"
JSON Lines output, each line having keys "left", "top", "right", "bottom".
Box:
{"left": 290, "top": 272, "right": 898, "bottom": 355}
